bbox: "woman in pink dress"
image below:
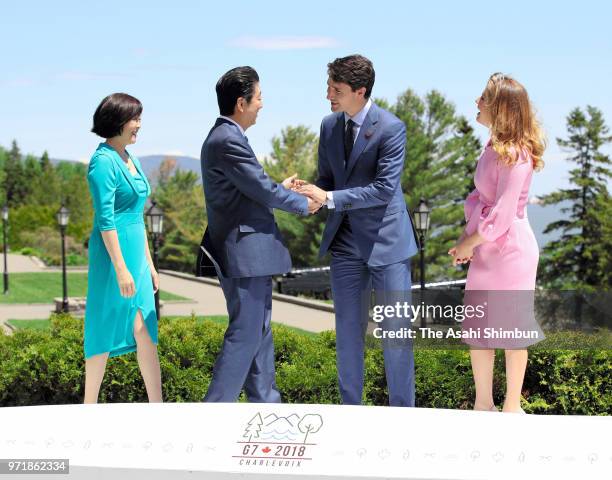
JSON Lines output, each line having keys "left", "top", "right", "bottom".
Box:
{"left": 449, "top": 73, "right": 546, "bottom": 413}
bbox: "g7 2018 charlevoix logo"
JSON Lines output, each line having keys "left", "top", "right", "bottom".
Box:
{"left": 233, "top": 412, "right": 324, "bottom": 469}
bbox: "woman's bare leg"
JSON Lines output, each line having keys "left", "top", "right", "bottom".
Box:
{"left": 503, "top": 349, "right": 528, "bottom": 412}
{"left": 133, "top": 310, "right": 162, "bottom": 402}
{"left": 470, "top": 348, "right": 496, "bottom": 410}
{"left": 84, "top": 352, "right": 110, "bottom": 404}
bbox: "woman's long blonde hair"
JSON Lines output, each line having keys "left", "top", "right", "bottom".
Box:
{"left": 483, "top": 73, "right": 546, "bottom": 171}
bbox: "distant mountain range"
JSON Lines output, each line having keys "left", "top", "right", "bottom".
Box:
{"left": 138, "top": 154, "right": 202, "bottom": 182}
{"left": 53, "top": 154, "right": 569, "bottom": 250}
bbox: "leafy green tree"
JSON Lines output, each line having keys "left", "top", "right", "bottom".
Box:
{"left": 152, "top": 158, "right": 206, "bottom": 272}
{"left": 539, "top": 106, "right": 612, "bottom": 290}
{"left": 389, "top": 91, "right": 481, "bottom": 282}
{"left": 263, "top": 126, "right": 326, "bottom": 266}
{"left": 265, "top": 125, "right": 319, "bottom": 182}
{"left": 58, "top": 161, "right": 93, "bottom": 242}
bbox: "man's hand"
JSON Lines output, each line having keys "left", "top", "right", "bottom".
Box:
{"left": 282, "top": 173, "right": 298, "bottom": 189}
{"left": 296, "top": 183, "right": 328, "bottom": 204}
{"left": 291, "top": 177, "right": 308, "bottom": 190}
{"left": 307, "top": 197, "right": 322, "bottom": 214}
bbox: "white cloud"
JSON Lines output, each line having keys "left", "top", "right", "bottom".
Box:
{"left": 229, "top": 35, "right": 340, "bottom": 50}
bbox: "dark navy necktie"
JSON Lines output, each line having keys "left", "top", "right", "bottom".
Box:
{"left": 344, "top": 119, "right": 355, "bottom": 166}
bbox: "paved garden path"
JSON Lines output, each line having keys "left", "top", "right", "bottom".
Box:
{"left": 0, "top": 254, "right": 335, "bottom": 334}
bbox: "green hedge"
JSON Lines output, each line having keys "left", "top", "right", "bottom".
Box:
{"left": 0, "top": 315, "right": 609, "bottom": 414}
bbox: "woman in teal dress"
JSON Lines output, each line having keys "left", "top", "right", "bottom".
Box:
{"left": 84, "top": 93, "right": 162, "bottom": 403}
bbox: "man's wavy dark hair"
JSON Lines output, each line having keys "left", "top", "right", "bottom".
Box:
{"left": 327, "top": 54, "right": 375, "bottom": 98}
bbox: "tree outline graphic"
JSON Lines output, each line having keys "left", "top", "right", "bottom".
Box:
{"left": 243, "top": 412, "right": 264, "bottom": 442}
{"left": 297, "top": 414, "right": 323, "bottom": 444}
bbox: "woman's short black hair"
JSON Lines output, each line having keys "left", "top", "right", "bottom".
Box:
{"left": 216, "top": 66, "right": 259, "bottom": 116}
{"left": 91, "top": 93, "right": 142, "bottom": 138}
{"left": 327, "top": 54, "right": 375, "bottom": 98}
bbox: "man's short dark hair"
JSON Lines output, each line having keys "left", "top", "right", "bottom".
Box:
{"left": 327, "top": 55, "right": 375, "bottom": 98}
{"left": 91, "top": 93, "right": 142, "bottom": 138}
{"left": 216, "top": 66, "right": 260, "bottom": 116}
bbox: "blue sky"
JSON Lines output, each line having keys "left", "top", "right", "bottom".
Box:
{"left": 1, "top": 0, "right": 611, "bottom": 196}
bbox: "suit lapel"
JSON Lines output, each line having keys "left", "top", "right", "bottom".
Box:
{"left": 344, "top": 103, "right": 379, "bottom": 180}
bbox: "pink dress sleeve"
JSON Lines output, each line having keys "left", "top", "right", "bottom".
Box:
{"left": 477, "top": 152, "right": 532, "bottom": 242}
{"left": 464, "top": 188, "right": 480, "bottom": 222}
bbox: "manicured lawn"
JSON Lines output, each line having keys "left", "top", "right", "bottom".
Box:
{"left": 7, "top": 315, "right": 318, "bottom": 338}
{"left": 0, "top": 272, "right": 188, "bottom": 304}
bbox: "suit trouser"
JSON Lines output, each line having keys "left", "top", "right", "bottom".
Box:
{"left": 330, "top": 218, "right": 415, "bottom": 407}
{"left": 203, "top": 274, "right": 281, "bottom": 403}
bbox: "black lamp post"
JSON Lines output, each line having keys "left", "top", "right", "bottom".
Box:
{"left": 56, "top": 204, "right": 70, "bottom": 313}
{"left": 413, "top": 199, "right": 431, "bottom": 327}
{"left": 2, "top": 204, "right": 8, "bottom": 295}
{"left": 145, "top": 202, "right": 164, "bottom": 320}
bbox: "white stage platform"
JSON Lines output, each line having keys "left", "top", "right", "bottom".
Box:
{"left": 0, "top": 403, "right": 610, "bottom": 479}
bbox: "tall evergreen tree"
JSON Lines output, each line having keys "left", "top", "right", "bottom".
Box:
{"left": 40, "top": 150, "right": 51, "bottom": 170}
{"left": 29, "top": 150, "right": 61, "bottom": 207}
{"left": 0, "top": 146, "right": 7, "bottom": 204}
{"left": 390, "top": 91, "right": 481, "bottom": 282}
{"left": 539, "top": 106, "right": 612, "bottom": 290}
{"left": 3, "top": 140, "right": 28, "bottom": 207}
{"left": 22, "top": 154, "right": 40, "bottom": 201}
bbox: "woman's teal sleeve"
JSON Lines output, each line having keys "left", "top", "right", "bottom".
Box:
{"left": 87, "top": 154, "right": 117, "bottom": 231}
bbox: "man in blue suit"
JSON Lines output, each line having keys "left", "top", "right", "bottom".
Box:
{"left": 296, "top": 55, "right": 419, "bottom": 406}
{"left": 200, "top": 66, "right": 320, "bottom": 403}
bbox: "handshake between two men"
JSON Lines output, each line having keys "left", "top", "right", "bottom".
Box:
{"left": 200, "top": 58, "right": 421, "bottom": 407}
{"left": 281, "top": 174, "right": 327, "bottom": 215}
